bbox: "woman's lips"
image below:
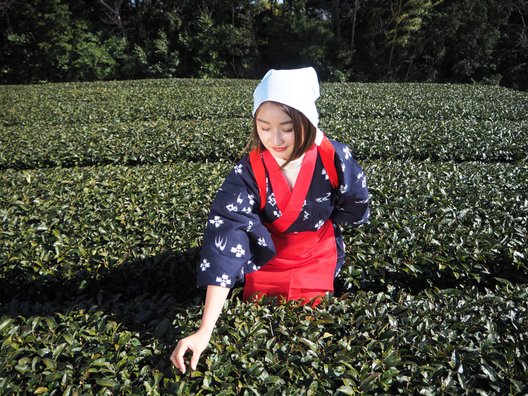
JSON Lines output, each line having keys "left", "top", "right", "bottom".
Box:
{"left": 273, "top": 146, "right": 287, "bottom": 152}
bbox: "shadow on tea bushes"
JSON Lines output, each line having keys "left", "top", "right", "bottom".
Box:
{"left": 0, "top": 248, "right": 207, "bottom": 394}
{"left": 1, "top": 247, "right": 203, "bottom": 308}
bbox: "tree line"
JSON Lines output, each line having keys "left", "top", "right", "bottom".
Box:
{"left": 1, "top": 0, "right": 527, "bottom": 89}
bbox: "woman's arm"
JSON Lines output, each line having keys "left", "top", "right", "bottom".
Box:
{"left": 170, "top": 285, "right": 230, "bottom": 373}
{"left": 330, "top": 141, "right": 370, "bottom": 226}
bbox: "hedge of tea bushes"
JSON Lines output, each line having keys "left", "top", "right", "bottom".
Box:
{"left": 328, "top": 118, "right": 528, "bottom": 162}
{"left": 2, "top": 159, "right": 526, "bottom": 300}
{"left": 340, "top": 160, "right": 528, "bottom": 290}
{"left": 0, "top": 80, "right": 528, "bottom": 169}
{"left": 1, "top": 117, "right": 527, "bottom": 170}
{"left": 2, "top": 80, "right": 526, "bottom": 170}
{"left": 2, "top": 80, "right": 527, "bottom": 128}
{"left": 0, "top": 118, "right": 252, "bottom": 170}
{"left": 1, "top": 79, "right": 528, "bottom": 395}
{"left": 0, "top": 79, "right": 255, "bottom": 127}
{"left": 0, "top": 162, "right": 223, "bottom": 299}
{"left": 319, "top": 82, "right": 528, "bottom": 122}
{"left": 1, "top": 284, "right": 527, "bottom": 394}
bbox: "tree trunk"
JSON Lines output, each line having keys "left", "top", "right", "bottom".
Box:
{"left": 351, "top": 0, "right": 359, "bottom": 49}
{"left": 388, "top": 0, "right": 403, "bottom": 70}
{"left": 333, "top": 0, "right": 341, "bottom": 41}
{"left": 98, "top": 0, "right": 126, "bottom": 37}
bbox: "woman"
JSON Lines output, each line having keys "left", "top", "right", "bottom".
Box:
{"left": 171, "top": 67, "right": 369, "bottom": 373}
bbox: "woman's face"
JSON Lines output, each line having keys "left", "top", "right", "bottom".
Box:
{"left": 255, "top": 102, "right": 295, "bottom": 160}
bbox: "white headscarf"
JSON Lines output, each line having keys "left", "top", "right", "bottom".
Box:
{"left": 252, "top": 67, "right": 320, "bottom": 129}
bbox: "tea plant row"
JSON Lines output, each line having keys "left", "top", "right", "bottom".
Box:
{"left": 2, "top": 80, "right": 527, "bottom": 128}
{"left": 1, "top": 117, "right": 527, "bottom": 170}
{"left": 1, "top": 284, "right": 526, "bottom": 394}
{"left": 2, "top": 160, "right": 526, "bottom": 300}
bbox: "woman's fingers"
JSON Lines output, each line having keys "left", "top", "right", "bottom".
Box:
{"left": 190, "top": 349, "right": 203, "bottom": 371}
{"left": 170, "top": 339, "right": 190, "bottom": 373}
{"left": 170, "top": 333, "right": 209, "bottom": 374}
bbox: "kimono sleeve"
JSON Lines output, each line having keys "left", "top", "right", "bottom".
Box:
{"left": 330, "top": 140, "right": 370, "bottom": 227}
{"left": 197, "top": 156, "right": 276, "bottom": 289}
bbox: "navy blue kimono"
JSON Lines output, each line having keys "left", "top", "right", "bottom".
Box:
{"left": 197, "top": 138, "right": 369, "bottom": 289}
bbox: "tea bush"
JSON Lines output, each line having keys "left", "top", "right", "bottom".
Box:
{"left": 1, "top": 81, "right": 527, "bottom": 169}
{"left": 1, "top": 285, "right": 527, "bottom": 394}
{"left": 2, "top": 80, "right": 526, "bottom": 128}
{"left": 2, "top": 117, "right": 527, "bottom": 170}
{"left": 1, "top": 79, "right": 527, "bottom": 394}
{"left": 1, "top": 160, "right": 526, "bottom": 299}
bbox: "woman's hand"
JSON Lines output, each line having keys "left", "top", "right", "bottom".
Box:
{"left": 170, "top": 285, "right": 230, "bottom": 373}
{"left": 170, "top": 329, "right": 211, "bottom": 374}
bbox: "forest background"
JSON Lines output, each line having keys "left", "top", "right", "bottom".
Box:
{"left": 1, "top": 0, "right": 528, "bottom": 90}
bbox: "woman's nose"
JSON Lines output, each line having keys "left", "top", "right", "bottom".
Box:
{"left": 272, "top": 130, "right": 283, "bottom": 145}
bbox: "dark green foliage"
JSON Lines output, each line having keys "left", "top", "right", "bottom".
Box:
{"left": 0, "top": 79, "right": 527, "bottom": 394}
{"left": 1, "top": 81, "right": 527, "bottom": 170}
{"left": 1, "top": 0, "right": 527, "bottom": 88}
{"left": 1, "top": 160, "right": 526, "bottom": 299}
{"left": 342, "top": 160, "right": 528, "bottom": 291}
{"left": 1, "top": 286, "right": 527, "bottom": 394}
{"left": 0, "top": 161, "right": 226, "bottom": 299}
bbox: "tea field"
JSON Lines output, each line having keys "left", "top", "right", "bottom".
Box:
{"left": 1, "top": 79, "right": 527, "bottom": 395}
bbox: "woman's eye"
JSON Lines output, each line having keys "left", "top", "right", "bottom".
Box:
{"left": 283, "top": 129, "right": 294, "bottom": 133}
{"left": 261, "top": 128, "right": 270, "bottom": 132}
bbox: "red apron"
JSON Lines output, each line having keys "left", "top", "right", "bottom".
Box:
{"left": 244, "top": 140, "right": 339, "bottom": 304}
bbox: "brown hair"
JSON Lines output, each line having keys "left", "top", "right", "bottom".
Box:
{"left": 247, "top": 101, "right": 317, "bottom": 168}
